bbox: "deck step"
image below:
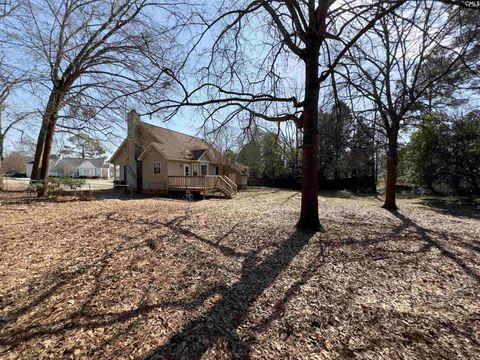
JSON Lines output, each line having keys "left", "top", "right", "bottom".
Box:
{"left": 216, "top": 184, "right": 235, "bottom": 198}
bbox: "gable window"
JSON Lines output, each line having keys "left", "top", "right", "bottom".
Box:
{"left": 153, "top": 162, "right": 161, "bottom": 174}
{"left": 201, "top": 164, "right": 208, "bottom": 176}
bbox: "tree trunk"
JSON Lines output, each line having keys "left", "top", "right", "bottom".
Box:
{"left": 0, "top": 134, "right": 4, "bottom": 191}
{"left": 37, "top": 117, "right": 57, "bottom": 197}
{"left": 31, "top": 90, "right": 62, "bottom": 195}
{"left": 297, "top": 42, "right": 321, "bottom": 231}
{"left": 31, "top": 96, "right": 58, "bottom": 181}
{"left": 30, "top": 131, "right": 45, "bottom": 181}
{"left": 0, "top": 109, "right": 4, "bottom": 190}
{"left": 383, "top": 133, "right": 398, "bottom": 210}
{"left": 371, "top": 119, "right": 377, "bottom": 193}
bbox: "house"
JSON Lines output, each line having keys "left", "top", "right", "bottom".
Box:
{"left": 109, "top": 110, "right": 249, "bottom": 197}
{"left": 26, "top": 155, "right": 113, "bottom": 179}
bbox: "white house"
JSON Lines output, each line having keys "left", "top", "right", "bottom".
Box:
{"left": 26, "top": 155, "right": 113, "bottom": 179}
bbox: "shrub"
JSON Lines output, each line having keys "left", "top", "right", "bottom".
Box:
{"left": 49, "top": 177, "right": 86, "bottom": 191}
{"left": 26, "top": 177, "right": 85, "bottom": 195}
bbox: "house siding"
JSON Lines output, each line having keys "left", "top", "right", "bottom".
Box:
{"left": 142, "top": 150, "right": 168, "bottom": 192}
{"left": 167, "top": 160, "right": 186, "bottom": 176}
{"left": 208, "top": 164, "right": 219, "bottom": 176}
{"left": 109, "top": 121, "right": 248, "bottom": 191}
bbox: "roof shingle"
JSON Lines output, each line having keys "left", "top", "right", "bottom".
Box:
{"left": 139, "top": 123, "right": 217, "bottom": 161}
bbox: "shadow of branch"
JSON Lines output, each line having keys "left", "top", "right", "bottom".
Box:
{"left": 142, "top": 229, "right": 316, "bottom": 359}
{"left": 388, "top": 210, "right": 479, "bottom": 283}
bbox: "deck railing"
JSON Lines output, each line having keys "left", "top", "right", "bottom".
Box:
{"left": 167, "top": 175, "right": 236, "bottom": 196}
{"left": 220, "top": 175, "right": 238, "bottom": 193}
{"left": 168, "top": 176, "right": 209, "bottom": 189}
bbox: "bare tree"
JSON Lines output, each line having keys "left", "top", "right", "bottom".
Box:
{"left": 150, "top": 0, "right": 410, "bottom": 230}
{"left": 0, "top": 0, "right": 22, "bottom": 20}
{"left": 335, "top": 0, "right": 477, "bottom": 209}
{"left": 3, "top": 0, "right": 178, "bottom": 195}
{"left": 0, "top": 58, "right": 30, "bottom": 189}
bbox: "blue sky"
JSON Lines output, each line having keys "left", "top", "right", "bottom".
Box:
{"left": 2, "top": 0, "right": 478, "bottom": 159}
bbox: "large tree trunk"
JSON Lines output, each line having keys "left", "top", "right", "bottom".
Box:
{"left": 37, "top": 118, "right": 57, "bottom": 197}
{"left": 31, "top": 90, "right": 62, "bottom": 196}
{"left": 30, "top": 120, "right": 48, "bottom": 181}
{"left": 0, "top": 110, "right": 4, "bottom": 190}
{"left": 383, "top": 133, "right": 398, "bottom": 210}
{"left": 31, "top": 92, "right": 60, "bottom": 181}
{"left": 297, "top": 42, "right": 321, "bottom": 231}
{"left": 0, "top": 134, "right": 4, "bottom": 191}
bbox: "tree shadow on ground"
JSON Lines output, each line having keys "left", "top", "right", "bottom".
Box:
{"left": 3, "top": 202, "right": 478, "bottom": 358}
{"left": 0, "top": 208, "right": 315, "bottom": 359}
{"left": 388, "top": 209, "right": 480, "bottom": 283}
{"left": 142, "top": 228, "right": 316, "bottom": 359}
{"left": 418, "top": 197, "right": 480, "bottom": 220}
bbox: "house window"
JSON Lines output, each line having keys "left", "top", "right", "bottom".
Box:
{"left": 201, "top": 164, "right": 208, "bottom": 176}
{"left": 215, "top": 166, "right": 219, "bottom": 175}
{"left": 153, "top": 162, "right": 161, "bottom": 174}
{"left": 192, "top": 164, "right": 198, "bottom": 176}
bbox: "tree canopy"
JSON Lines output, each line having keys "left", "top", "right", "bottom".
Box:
{"left": 62, "top": 133, "right": 106, "bottom": 159}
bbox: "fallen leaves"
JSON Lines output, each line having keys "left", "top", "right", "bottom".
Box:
{"left": 0, "top": 189, "right": 479, "bottom": 359}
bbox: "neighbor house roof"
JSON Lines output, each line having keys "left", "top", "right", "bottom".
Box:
{"left": 27, "top": 154, "right": 60, "bottom": 164}
{"left": 56, "top": 158, "right": 106, "bottom": 168}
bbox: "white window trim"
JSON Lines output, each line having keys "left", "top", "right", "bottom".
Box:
{"left": 153, "top": 162, "right": 161, "bottom": 175}
{"left": 192, "top": 163, "right": 199, "bottom": 176}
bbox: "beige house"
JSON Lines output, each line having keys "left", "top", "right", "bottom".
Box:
{"left": 109, "top": 110, "right": 248, "bottom": 197}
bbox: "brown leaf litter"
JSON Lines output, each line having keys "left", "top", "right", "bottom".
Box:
{"left": 0, "top": 189, "right": 479, "bottom": 359}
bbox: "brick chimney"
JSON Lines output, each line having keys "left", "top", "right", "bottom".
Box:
{"left": 126, "top": 109, "right": 139, "bottom": 190}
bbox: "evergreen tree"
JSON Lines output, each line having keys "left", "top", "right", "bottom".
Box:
{"left": 64, "top": 133, "right": 106, "bottom": 159}
{"left": 238, "top": 141, "right": 263, "bottom": 178}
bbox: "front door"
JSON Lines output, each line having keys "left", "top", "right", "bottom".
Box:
{"left": 184, "top": 164, "right": 190, "bottom": 176}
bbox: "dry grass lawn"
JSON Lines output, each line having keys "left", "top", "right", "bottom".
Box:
{"left": 0, "top": 189, "right": 479, "bottom": 359}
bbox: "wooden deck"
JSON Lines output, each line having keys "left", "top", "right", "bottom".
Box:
{"left": 167, "top": 175, "right": 237, "bottom": 198}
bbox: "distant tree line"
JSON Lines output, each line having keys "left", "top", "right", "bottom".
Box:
{"left": 400, "top": 112, "right": 480, "bottom": 196}
{"left": 236, "top": 101, "right": 377, "bottom": 193}
{"left": 237, "top": 102, "right": 480, "bottom": 198}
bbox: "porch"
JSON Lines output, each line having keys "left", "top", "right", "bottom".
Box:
{"left": 167, "top": 175, "right": 237, "bottom": 198}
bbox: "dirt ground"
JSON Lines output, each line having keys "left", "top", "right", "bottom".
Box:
{"left": 0, "top": 189, "right": 479, "bottom": 359}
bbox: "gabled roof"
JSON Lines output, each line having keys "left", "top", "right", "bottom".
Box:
{"left": 139, "top": 122, "right": 219, "bottom": 162}
{"left": 56, "top": 158, "right": 106, "bottom": 168}
{"left": 190, "top": 149, "right": 207, "bottom": 160}
{"left": 137, "top": 142, "right": 166, "bottom": 161}
{"left": 109, "top": 140, "right": 126, "bottom": 164}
